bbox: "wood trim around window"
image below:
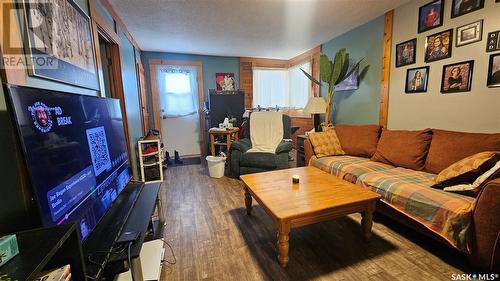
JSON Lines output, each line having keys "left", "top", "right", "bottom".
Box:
{"left": 239, "top": 46, "right": 321, "bottom": 108}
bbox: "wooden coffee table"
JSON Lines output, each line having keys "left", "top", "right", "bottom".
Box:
{"left": 240, "top": 166, "right": 381, "bottom": 267}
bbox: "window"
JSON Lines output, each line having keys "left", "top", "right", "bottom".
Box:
{"left": 156, "top": 65, "right": 198, "bottom": 117}
{"left": 252, "top": 61, "right": 311, "bottom": 108}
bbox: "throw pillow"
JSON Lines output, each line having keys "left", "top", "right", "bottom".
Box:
{"left": 334, "top": 124, "right": 381, "bottom": 158}
{"left": 425, "top": 129, "right": 500, "bottom": 174}
{"left": 308, "top": 130, "right": 345, "bottom": 158}
{"left": 433, "top": 151, "right": 500, "bottom": 189}
{"left": 442, "top": 161, "right": 500, "bottom": 197}
{"left": 371, "top": 128, "right": 432, "bottom": 170}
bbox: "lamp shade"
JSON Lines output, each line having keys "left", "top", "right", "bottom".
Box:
{"left": 303, "top": 97, "right": 326, "bottom": 114}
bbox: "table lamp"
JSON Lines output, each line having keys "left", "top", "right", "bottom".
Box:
{"left": 304, "top": 97, "right": 326, "bottom": 132}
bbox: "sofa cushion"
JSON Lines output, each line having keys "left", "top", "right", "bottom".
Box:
{"left": 433, "top": 152, "right": 500, "bottom": 189}
{"left": 308, "top": 130, "right": 345, "bottom": 158}
{"left": 371, "top": 129, "right": 432, "bottom": 171}
{"left": 443, "top": 161, "right": 500, "bottom": 197}
{"left": 310, "top": 155, "right": 394, "bottom": 183}
{"left": 425, "top": 129, "right": 500, "bottom": 174}
{"left": 357, "top": 167, "right": 475, "bottom": 252}
{"left": 240, "top": 152, "right": 278, "bottom": 169}
{"left": 334, "top": 124, "right": 381, "bottom": 158}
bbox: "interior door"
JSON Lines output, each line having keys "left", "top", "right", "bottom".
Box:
{"left": 156, "top": 65, "right": 201, "bottom": 157}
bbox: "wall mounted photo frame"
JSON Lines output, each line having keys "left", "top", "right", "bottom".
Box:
{"left": 425, "top": 29, "right": 453, "bottom": 63}
{"left": 405, "top": 66, "right": 430, "bottom": 93}
{"left": 486, "top": 30, "right": 500, "bottom": 52}
{"left": 441, "top": 60, "right": 474, "bottom": 93}
{"left": 22, "top": 0, "right": 98, "bottom": 90}
{"left": 418, "top": 0, "right": 444, "bottom": 33}
{"left": 215, "top": 73, "right": 235, "bottom": 91}
{"left": 456, "top": 20, "right": 483, "bottom": 47}
{"left": 451, "top": 0, "right": 485, "bottom": 18}
{"left": 396, "top": 39, "right": 417, "bottom": 67}
{"left": 487, "top": 53, "right": 500, "bottom": 88}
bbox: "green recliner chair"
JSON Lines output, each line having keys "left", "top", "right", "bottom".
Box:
{"left": 230, "top": 114, "right": 292, "bottom": 177}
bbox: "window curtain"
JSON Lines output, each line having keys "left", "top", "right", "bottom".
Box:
{"left": 289, "top": 61, "right": 311, "bottom": 108}
{"left": 156, "top": 65, "right": 198, "bottom": 118}
{"left": 252, "top": 68, "right": 289, "bottom": 108}
{"left": 252, "top": 61, "right": 311, "bottom": 108}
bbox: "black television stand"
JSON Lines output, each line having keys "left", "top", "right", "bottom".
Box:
{"left": 83, "top": 181, "right": 163, "bottom": 280}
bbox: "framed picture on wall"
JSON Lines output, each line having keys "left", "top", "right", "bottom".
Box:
{"left": 451, "top": 0, "right": 485, "bottom": 18}
{"left": 456, "top": 20, "right": 483, "bottom": 47}
{"left": 418, "top": 0, "right": 444, "bottom": 33}
{"left": 396, "top": 39, "right": 417, "bottom": 67}
{"left": 486, "top": 30, "right": 500, "bottom": 52}
{"left": 215, "top": 73, "right": 235, "bottom": 91}
{"left": 441, "top": 60, "right": 474, "bottom": 93}
{"left": 22, "top": 0, "right": 99, "bottom": 90}
{"left": 405, "top": 66, "right": 430, "bottom": 93}
{"left": 425, "top": 29, "right": 453, "bottom": 63}
{"left": 487, "top": 53, "right": 500, "bottom": 88}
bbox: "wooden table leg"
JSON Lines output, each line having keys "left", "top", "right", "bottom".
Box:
{"left": 210, "top": 133, "right": 215, "bottom": 156}
{"left": 277, "top": 221, "right": 290, "bottom": 267}
{"left": 244, "top": 187, "right": 252, "bottom": 215}
{"left": 227, "top": 133, "right": 232, "bottom": 153}
{"left": 361, "top": 201, "right": 376, "bottom": 239}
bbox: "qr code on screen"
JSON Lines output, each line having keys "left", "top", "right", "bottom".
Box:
{"left": 86, "top": 126, "right": 112, "bottom": 176}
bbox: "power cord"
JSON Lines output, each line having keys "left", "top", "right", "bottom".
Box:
{"left": 128, "top": 241, "right": 136, "bottom": 281}
{"left": 161, "top": 238, "right": 177, "bottom": 265}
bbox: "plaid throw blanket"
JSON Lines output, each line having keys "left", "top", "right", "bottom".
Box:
{"left": 311, "top": 155, "right": 395, "bottom": 183}
{"left": 357, "top": 168, "right": 475, "bottom": 253}
{"left": 310, "top": 155, "right": 475, "bottom": 253}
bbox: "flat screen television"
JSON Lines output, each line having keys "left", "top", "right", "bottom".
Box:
{"left": 5, "top": 84, "right": 131, "bottom": 240}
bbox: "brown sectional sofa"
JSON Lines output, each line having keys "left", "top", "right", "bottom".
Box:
{"left": 304, "top": 125, "right": 500, "bottom": 270}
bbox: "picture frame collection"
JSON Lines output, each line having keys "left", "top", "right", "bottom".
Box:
{"left": 397, "top": 0, "right": 499, "bottom": 94}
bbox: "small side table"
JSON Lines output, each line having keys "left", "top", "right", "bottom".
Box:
{"left": 209, "top": 127, "right": 240, "bottom": 156}
{"left": 296, "top": 135, "right": 308, "bottom": 167}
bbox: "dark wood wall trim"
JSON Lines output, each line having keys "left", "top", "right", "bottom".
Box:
{"left": 379, "top": 10, "right": 394, "bottom": 128}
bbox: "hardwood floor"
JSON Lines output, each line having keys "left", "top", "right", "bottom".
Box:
{"left": 160, "top": 164, "right": 470, "bottom": 281}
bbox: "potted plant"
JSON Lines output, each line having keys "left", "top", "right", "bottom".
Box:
{"left": 302, "top": 48, "right": 362, "bottom": 129}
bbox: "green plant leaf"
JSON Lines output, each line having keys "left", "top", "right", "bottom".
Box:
{"left": 300, "top": 69, "right": 321, "bottom": 86}
{"left": 338, "top": 53, "right": 349, "bottom": 82}
{"left": 331, "top": 48, "right": 347, "bottom": 85}
{"left": 320, "top": 54, "right": 331, "bottom": 83}
{"left": 337, "top": 58, "right": 364, "bottom": 84}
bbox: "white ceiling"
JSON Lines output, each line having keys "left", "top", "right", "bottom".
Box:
{"left": 108, "top": 0, "right": 409, "bottom": 59}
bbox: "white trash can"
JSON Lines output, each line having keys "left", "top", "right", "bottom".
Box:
{"left": 206, "top": 156, "right": 225, "bottom": 178}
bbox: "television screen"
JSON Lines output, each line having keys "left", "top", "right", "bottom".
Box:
{"left": 6, "top": 85, "right": 131, "bottom": 240}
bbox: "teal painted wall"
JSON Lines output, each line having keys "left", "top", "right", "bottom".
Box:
{"left": 119, "top": 31, "right": 142, "bottom": 179}
{"left": 141, "top": 52, "right": 240, "bottom": 128}
{"left": 321, "top": 16, "right": 384, "bottom": 125}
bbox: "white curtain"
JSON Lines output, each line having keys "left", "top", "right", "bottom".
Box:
{"left": 289, "top": 61, "right": 311, "bottom": 108}
{"left": 253, "top": 68, "right": 289, "bottom": 108}
{"left": 156, "top": 65, "right": 198, "bottom": 117}
{"left": 252, "top": 61, "right": 311, "bottom": 108}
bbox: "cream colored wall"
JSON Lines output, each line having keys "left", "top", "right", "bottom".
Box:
{"left": 388, "top": 0, "right": 500, "bottom": 133}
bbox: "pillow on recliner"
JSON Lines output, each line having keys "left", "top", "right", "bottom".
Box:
{"left": 371, "top": 128, "right": 432, "bottom": 170}
{"left": 334, "top": 124, "right": 381, "bottom": 158}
